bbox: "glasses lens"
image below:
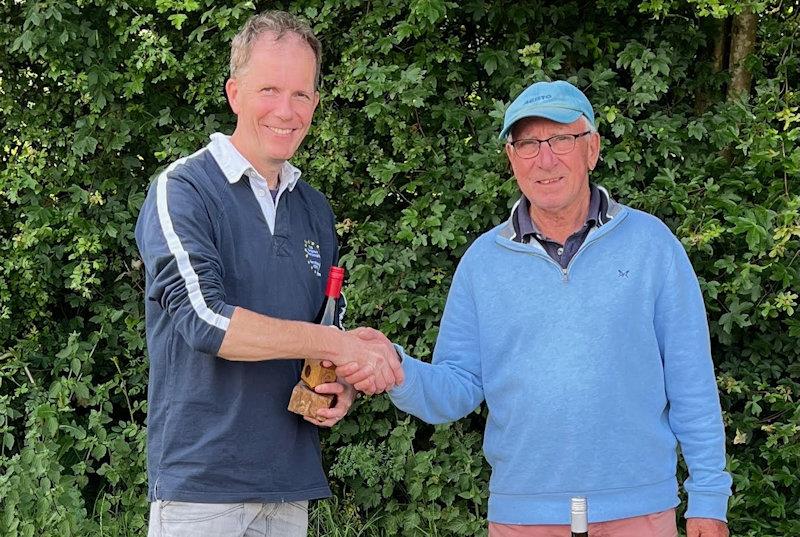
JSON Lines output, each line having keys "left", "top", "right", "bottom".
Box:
{"left": 515, "top": 140, "right": 539, "bottom": 158}
{"left": 550, "top": 135, "right": 575, "bottom": 154}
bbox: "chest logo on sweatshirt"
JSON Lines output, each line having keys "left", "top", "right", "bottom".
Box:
{"left": 618, "top": 269, "right": 630, "bottom": 278}
{"left": 304, "top": 239, "right": 322, "bottom": 277}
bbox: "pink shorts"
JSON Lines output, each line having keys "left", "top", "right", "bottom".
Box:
{"left": 489, "top": 508, "right": 678, "bottom": 537}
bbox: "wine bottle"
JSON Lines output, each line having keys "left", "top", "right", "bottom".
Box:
{"left": 570, "top": 497, "right": 588, "bottom": 537}
{"left": 301, "top": 266, "right": 345, "bottom": 386}
{"left": 288, "top": 266, "right": 345, "bottom": 418}
{"left": 319, "top": 266, "right": 345, "bottom": 326}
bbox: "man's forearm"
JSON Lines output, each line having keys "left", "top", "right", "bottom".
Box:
{"left": 217, "top": 306, "right": 340, "bottom": 362}
{"left": 217, "top": 307, "right": 404, "bottom": 394}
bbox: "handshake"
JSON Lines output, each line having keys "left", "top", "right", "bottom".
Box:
{"left": 324, "top": 327, "right": 404, "bottom": 395}
{"left": 288, "top": 326, "right": 403, "bottom": 426}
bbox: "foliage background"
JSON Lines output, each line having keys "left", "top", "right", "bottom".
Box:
{"left": 1, "top": 0, "right": 798, "bottom": 535}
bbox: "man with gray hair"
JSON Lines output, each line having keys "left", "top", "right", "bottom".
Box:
{"left": 350, "top": 80, "right": 733, "bottom": 536}
{"left": 136, "top": 10, "right": 401, "bottom": 536}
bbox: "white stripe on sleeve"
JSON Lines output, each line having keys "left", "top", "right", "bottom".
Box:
{"left": 155, "top": 154, "right": 230, "bottom": 331}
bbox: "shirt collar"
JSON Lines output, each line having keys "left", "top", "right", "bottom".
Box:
{"left": 514, "top": 183, "right": 602, "bottom": 242}
{"left": 207, "top": 132, "right": 302, "bottom": 191}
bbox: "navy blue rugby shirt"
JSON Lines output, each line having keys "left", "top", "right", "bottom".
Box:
{"left": 135, "top": 133, "right": 341, "bottom": 503}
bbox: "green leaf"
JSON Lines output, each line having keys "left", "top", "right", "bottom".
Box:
{"left": 168, "top": 14, "right": 188, "bottom": 29}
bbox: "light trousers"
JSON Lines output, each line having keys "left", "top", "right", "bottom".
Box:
{"left": 147, "top": 500, "right": 308, "bottom": 537}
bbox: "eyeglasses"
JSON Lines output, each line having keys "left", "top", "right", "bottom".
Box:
{"left": 508, "top": 131, "right": 591, "bottom": 159}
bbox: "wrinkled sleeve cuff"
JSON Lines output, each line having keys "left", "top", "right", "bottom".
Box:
{"left": 388, "top": 344, "right": 419, "bottom": 399}
{"left": 208, "top": 303, "right": 237, "bottom": 354}
{"left": 685, "top": 491, "right": 729, "bottom": 522}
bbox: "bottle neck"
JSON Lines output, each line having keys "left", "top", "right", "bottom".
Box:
{"left": 321, "top": 266, "right": 344, "bottom": 325}
{"left": 570, "top": 497, "right": 588, "bottom": 536}
{"left": 325, "top": 267, "right": 344, "bottom": 298}
{"left": 325, "top": 284, "right": 342, "bottom": 299}
{"left": 320, "top": 295, "right": 337, "bottom": 326}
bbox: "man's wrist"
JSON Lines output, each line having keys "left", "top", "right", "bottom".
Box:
{"left": 307, "top": 322, "right": 344, "bottom": 362}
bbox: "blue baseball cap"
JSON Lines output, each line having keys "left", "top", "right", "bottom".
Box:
{"left": 499, "top": 80, "right": 595, "bottom": 139}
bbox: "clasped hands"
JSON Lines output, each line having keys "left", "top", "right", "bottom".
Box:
{"left": 324, "top": 327, "right": 403, "bottom": 396}
{"left": 305, "top": 327, "right": 401, "bottom": 427}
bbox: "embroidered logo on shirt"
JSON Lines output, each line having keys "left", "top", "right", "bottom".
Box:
{"left": 304, "top": 240, "right": 322, "bottom": 277}
{"left": 618, "top": 269, "right": 630, "bottom": 278}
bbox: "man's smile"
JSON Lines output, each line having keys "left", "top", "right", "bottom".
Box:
{"left": 535, "top": 176, "right": 564, "bottom": 185}
{"left": 266, "top": 126, "right": 294, "bottom": 135}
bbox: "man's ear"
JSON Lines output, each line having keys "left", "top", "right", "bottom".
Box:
{"left": 587, "top": 132, "right": 601, "bottom": 171}
{"left": 225, "top": 78, "right": 240, "bottom": 115}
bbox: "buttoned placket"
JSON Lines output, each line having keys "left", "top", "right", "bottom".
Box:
{"left": 527, "top": 220, "right": 596, "bottom": 269}
{"left": 247, "top": 170, "right": 289, "bottom": 235}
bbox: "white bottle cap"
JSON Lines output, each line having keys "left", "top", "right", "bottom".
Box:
{"left": 570, "top": 497, "right": 588, "bottom": 533}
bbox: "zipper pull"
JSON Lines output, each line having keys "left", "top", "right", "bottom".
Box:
{"left": 562, "top": 268, "right": 568, "bottom": 282}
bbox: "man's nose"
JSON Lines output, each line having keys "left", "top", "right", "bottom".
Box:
{"left": 536, "top": 140, "right": 558, "bottom": 168}
{"left": 274, "top": 95, "right": 293, "bottom": 120}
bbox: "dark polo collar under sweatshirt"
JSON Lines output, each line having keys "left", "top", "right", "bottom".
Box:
{"left": 511, "top": 183, "right": 610, "bottom": 268}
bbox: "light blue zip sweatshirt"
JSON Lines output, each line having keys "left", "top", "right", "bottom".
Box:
{"left": 389, "top": 193, "right": 731, "bottom": 525}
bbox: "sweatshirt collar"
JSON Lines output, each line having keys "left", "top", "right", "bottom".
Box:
{"left": 502, "top": 183, "right": 621, "bottom": 242}
{"left": 208, "top": 132, "right": 301, "bottom": 190}
{"left": 513, "top": 183, "right": 603, "bottom": 243}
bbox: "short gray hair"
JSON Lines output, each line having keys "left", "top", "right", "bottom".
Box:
{"left": 507, "top": 115, "right": 596, "bottom": 142}
{"left": 229, "top": 11, "right": 322, "bottom": 89}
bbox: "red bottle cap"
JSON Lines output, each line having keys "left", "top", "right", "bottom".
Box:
{"left": 324, "top": 266, "right": 345, "bottom": 298}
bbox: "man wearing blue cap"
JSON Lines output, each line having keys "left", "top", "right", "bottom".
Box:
{"left": 380, "top": 81, "right": 731, "bottom": 536}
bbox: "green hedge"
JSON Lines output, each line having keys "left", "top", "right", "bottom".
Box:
{"left": 1, "top": 1, "right": 798, "bottom": 535}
